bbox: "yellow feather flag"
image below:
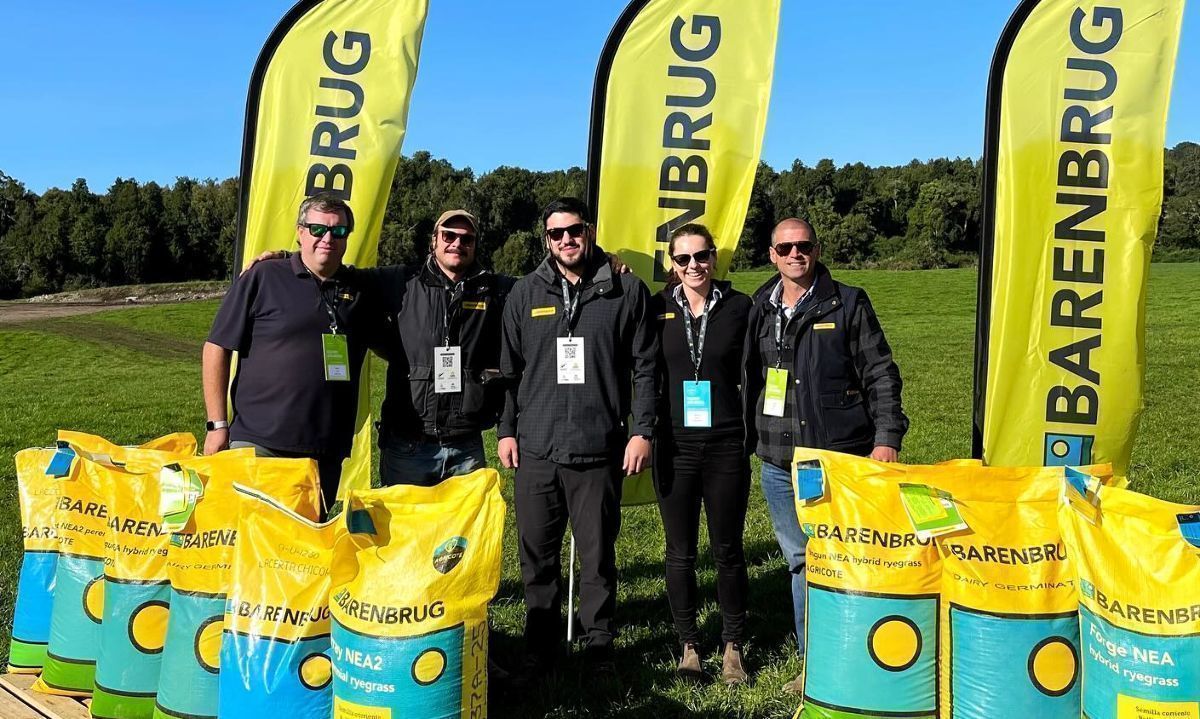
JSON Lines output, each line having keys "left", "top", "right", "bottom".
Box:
{"left": 588, "top": 0, "right": 781, "bottom": 284}
{"left": 974, "top": 0, "right": 1185, "bottom": 474}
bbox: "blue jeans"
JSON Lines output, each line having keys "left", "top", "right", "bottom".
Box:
{"left": 379, "top": 434, "right": 486, "bottom": 487}
{"left": 760, "top": 460, "right": 808, "bottom": 654}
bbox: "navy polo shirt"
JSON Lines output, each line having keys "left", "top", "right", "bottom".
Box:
{"left": 207, "top": 254, "right": 378, "bottom": 457}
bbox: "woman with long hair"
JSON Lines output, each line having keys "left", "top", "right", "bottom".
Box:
{"left": 650, "top": 223, "right": 753, "bottom": 684}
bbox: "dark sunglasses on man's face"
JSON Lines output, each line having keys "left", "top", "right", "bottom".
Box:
{"left": 303, "top": 223, "right": 351, "bottom": 239}
{"left": 545, "top": 223, "right": 586, "bottom": 242}
{"left": 772, "top": 240, "right": 816, "bottom": 257}
{"left": 439, "top": 228, "right": 477, "bottom": 245}
{"left": 671, "top": 249, "right": 715, "bottom": 266}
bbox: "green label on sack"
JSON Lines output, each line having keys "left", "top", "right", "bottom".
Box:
{"left": 160, "top": 464, "right": 204, "bottom": 533}
{"left": 899, "top": 483, "right": 968, "bottom": 539}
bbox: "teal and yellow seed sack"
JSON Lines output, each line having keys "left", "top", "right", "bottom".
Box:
{"left": 792, "top": 449, "right": 943, "bottom": 719}
{"left": 1060, "top": 482, "right": 1200, "bottom": 719}
{"left": 9, "top": 448, "right": 60, "bottom": 673}
{"left": 36, "top": 434, "right": 194, "bottom": 698}
{"left": 91, "top": 462, "right": 173, "bottom": 719}
{"left": 219, "top": 484, "right": 341, "bottom": 719}
{"left": 330, "top": 468, "right": 505, "bottom": 719}
{"left": 924, "top": 465, "right": 1104, "bottom": 719}
{"left": 154, "top": 453, "right": 321, "bottom": 719}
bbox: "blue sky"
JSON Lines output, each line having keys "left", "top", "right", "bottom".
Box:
{"left": 3, "top": 1, "right": 1197, "bottom": 193}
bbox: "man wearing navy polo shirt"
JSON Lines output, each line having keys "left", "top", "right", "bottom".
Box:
{"left": 201, "top": 193, "right": 380, "bottom": 510}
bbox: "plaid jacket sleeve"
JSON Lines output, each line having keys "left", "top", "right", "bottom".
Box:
{"left": 849, "top": 290, "right": 909, "bottom": 450}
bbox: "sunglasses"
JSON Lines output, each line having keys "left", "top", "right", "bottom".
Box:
{"left": 302, "top": 223, "right": 350, "bottom": 239}
{"left": 439, "top": 228, "right": 477, "bottom": 245}
{"left": 671, "top": 249, "right": 715, "bottom": 266}
{"left": 772, "top": 241, "right": 816, "bottom": 257}
{"left": 545, "top": 223, "right": 586, "bottom": 243}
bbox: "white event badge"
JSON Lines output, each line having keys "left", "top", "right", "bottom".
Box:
{"left": 557, "top": 337, "right": 585, "bottom": 384}
{"left": 683, "top": 380, "right": 712, "bottom": 428}
{"left": 434, "top": 346, "right": 462, "bottom": 394}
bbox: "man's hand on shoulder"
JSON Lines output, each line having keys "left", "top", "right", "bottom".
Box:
{"left": 242, "top": 249, "right": 288, "bottom": 274}
{"left": 870, "top": 446, "right": 899, "bottom": 463}
{"left": 606, "top": 253, "right": 631, "bottom": 275}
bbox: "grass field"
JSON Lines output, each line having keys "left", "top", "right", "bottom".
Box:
{"left": 1, "top": 265, "right": 1197, "bottom": 718}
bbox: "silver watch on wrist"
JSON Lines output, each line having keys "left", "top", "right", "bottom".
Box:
{"left": 205, "top": 420, "right": 229, "bottom": 431}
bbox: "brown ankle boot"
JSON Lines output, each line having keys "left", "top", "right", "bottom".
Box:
{"left": 722, "top": 643, "right": 749, "bottom": 685}
{"left": 677, "top": 642, "right": 703, "bottom": 680}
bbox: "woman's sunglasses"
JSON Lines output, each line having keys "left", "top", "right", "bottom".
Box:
{"left": 671, "top": 249, "right": 715, "bottom": 266}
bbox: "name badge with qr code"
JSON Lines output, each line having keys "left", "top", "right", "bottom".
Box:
{"left": 322, "top": 333, "right": 350, "bottom": 382}
{"left": 434, "top": 346, "right": 462, "bottom": 394}
{"left": 557, "top": 337, "right": 585, "bottom": 384}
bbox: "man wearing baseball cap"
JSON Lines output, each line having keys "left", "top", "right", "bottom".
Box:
{"left": 354, "top": 209, "right": 515, "bottom": 486}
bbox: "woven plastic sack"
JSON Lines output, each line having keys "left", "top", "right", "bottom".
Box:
{"left": 34, "top": 434, "right": 193, "bottom": 697}
{"left": 8, "top": 448, "right": 60, "bottom": 673}
{"left": 921, "top": 465, "right": 1104, "bottom": 719}
{"left": 330, "top": 468, "right": 505, "bottom": 719}
{"left": 218, "top": 484, "right": 341, "bottom": 719}
{"left": 1060, "top": 480, "right": 1200, "bottom": 719}
{"left": 91, "top": 461, "right": 176, "bottom": 719}
{"left": 792, "top": 448, "right": 943, "bottom": 719}
{"left": 153, "top": 453, "right": 321, "bottom": 719}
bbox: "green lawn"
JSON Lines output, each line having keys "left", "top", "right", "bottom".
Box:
{"left": 1, "top": 265, "right": 1197, "bottom": 718}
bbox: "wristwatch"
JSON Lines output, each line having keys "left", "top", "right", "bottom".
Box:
{"left": 205, "top": 420, "right": 229, "bottom": 431}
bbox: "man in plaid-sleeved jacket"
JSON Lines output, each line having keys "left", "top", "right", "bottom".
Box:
{"left": 742, "top": 217, "right": 908, "bottom": 693}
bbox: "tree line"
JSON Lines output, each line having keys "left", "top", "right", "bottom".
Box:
{"left": 1, "top": 143, "right": 1197, "bottom": 299}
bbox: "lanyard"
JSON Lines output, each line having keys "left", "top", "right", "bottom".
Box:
{"left": 773, "top": 305, "right": 786, "bottom": 368}
{"left": 681, "top": 293, "right": 712, "bottom": 381}
{"left": 560, "top": 278, "right": 581, "bottom": 338}
{"left": 307, "top": 269, "right": 341, "bottom": 334}
{"left": 442, "top": 281, "right": 464, "bottom": 347}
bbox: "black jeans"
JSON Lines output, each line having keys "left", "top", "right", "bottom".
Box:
{"left": 514, "top": 454, "right": 623, "bottom": 656}
{"left": 653, "top": 434, "right": 750, "bottom": 646}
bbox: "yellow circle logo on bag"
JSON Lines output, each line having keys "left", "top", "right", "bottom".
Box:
{"left": 298, "top": 654, "right": 333, "bottom": 690}
{"left": 196, "top": 618, "right": 224, "bottom": 673}
{"left": 1028, "top": 636, "right": 1078, "bottom": 697}
{"left": 128, "top": 600, "right": 170, "bottom": 654}
{"left": 868, "top": 616, "right": 923, "bottom": 672}
{"left": 83, "top": 576, "right": 105, "bottom": 624}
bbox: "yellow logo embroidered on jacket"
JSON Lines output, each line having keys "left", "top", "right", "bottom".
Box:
{"left": 463, "top": 301, "right": 487, "bottom": 311}
{"left": 814, "top": 322, "right": 837, "bottom": 330}
{"left": 531, "top": 306, "right": 557, "bottom": 318}
{"left": 657, "top": 312, "right": 676, "bottom": 321}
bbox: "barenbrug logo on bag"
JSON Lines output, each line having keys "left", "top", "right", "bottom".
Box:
{"left": 432, "top": 537, "right": 468, "bottom": 574}
{"left": 1044, "top": 433, "right": 1094, "bottom": 466}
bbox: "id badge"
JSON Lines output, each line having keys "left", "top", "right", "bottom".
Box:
{"left": 434, "top": 346, "right": 462, "bottom": 394}
{"left": 683, "top": 380, "right": 712, "bottom": 428}
{"left": 763, "top": 367, "right": 788, "bottom": 417}
{"left": 322, "top": 333, "right": 350, "bottom": 382}
{"left": 557, "top": 337, "right": 585, "bottom": 384}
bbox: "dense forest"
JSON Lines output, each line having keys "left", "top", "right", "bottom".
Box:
{"left": 1, "top": 143, "right": 1197, "bottom": 298}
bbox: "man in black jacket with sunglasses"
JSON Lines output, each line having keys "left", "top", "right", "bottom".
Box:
{"left": 743, "top": 217, "right": 908, "bottom": 693}
{"left": 498, "top": 197, "right": 658, "bottom": 677}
